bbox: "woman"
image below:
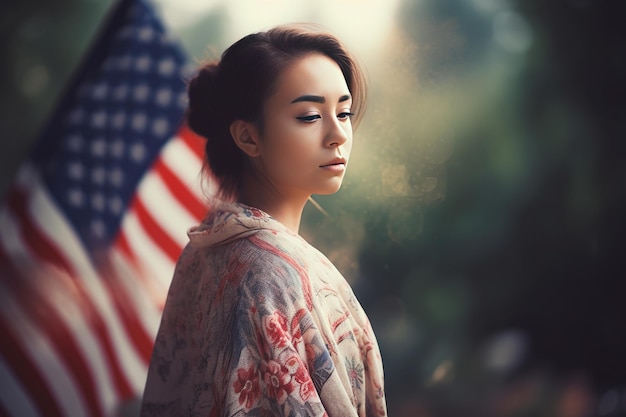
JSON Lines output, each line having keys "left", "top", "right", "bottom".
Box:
{"left": 141, "top": 24, "right": 387, "bottom": 417}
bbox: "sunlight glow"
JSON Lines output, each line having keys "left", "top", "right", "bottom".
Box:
{"left": 153, "top": 0, "right": 401, "bottom": 59}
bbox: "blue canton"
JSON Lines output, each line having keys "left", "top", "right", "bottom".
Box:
{"left": 32, "top": 0, "right": 191, "bottom": 252}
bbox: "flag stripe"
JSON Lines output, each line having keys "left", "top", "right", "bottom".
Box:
{"left": 119, "top": 209, "right": 176, "bottom": 290}
{"left": 5, "top": 183, "right": 134, "bottom": 399}
{"left": 0, "top": 296, "right": 85, "bottom": 417}
{"left": 0, "top": 249, "right": 105, "bottom": 417}
{"left": 113, "top": 231, "right": 168, "bottom": 309}
{"left": 6, "top": 189, "right": 73, "bottom": 274}
{"left": 0, "top": 301, "right": 60, "bottom": 417}
{"left": 13, "top": 165, "right": 149, "bottom": 393}
{"left": 132, "top": 196, "right": 182, "bottom": 262}
{"left": 109, "top": 246, "right": 163, "bottom": 334}
{"left": 97, "top": 257, "right": 155, "bottom": 364}
{"left": 161, "top": 135, "right": 209, "bottom": 201}
{"left": 155, "top": 156, "right": 207, "bottom": 220}
{"left": 137, "top": 168, "right": 196, "bottom": 248}
{"left": 0, "top": 356, "right": 42, "bottom": 417}
{"left": 179, "top": 125, "right": 205, "bottom": 160}
{"left": 0, "top": 0, "right": 201, "bottom": 414}
{"left": 0, "top": 204, "right": 120, "bottom": 415}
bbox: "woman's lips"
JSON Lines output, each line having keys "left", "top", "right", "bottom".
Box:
{"left": 320, "top": 163, "right": 346, "bottom": 172}
{"left": 320, "top": 158, "right": 347, "bottom": 172}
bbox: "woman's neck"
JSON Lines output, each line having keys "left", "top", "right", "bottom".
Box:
{"left": 237, "top": 173, "right": 307, "bottom": 234}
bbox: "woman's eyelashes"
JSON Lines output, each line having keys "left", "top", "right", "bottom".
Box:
{"left": 296, "top": 114, "right": 321, "bottom": 122}
{"left": 295, "top": 111, "right": 354, "bottom": 123}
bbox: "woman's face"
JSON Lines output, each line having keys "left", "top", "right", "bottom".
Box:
{"left": 254, "top": 53, "right": 353, "bottom": 200}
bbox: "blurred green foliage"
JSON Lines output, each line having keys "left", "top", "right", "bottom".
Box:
{"left": 1, "top": 0, "right": 624, "bottom": 416}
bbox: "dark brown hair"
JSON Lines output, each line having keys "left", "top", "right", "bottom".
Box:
{"left": 186, "top": 24, "right": 367, "bottom": 200}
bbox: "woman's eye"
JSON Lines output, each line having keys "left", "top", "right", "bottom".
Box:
{"left": 338, "top": 112, "right": 354, "bottom": 121}
{"left": 296, "top": 114, "right": 321, "bottom": 122}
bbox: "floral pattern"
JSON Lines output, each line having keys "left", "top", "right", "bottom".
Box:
{"left": 141, "top": 202, "right": 387, "bottom": 416}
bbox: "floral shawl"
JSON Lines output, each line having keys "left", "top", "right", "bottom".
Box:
{"left": 140, "top": 202, "right": 387, "bottom": 417}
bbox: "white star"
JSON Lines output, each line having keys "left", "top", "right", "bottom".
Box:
{"left": 135, "top": 55, "right": 151, "bottom": 72}
{"left": 111, "top": 112, "right": 126, "bottom": 129}
{"left": 109, "top": 196, "right": 124, "bottom": 215}
{"left": 156, "top": 88, "right": 172, "bottom": 106}
{"left": 109, "top": 168, "right": 124, "bottom": 187}
{"left": 91, "top": 137, "right": 107, "bottom": 157}
{"left": 152, "top": 118, "right": 169, "bottom": 138}
{"left": 133, "top": 84, "right": 150, "bottom": 102}
{"left": 132, "top": 113, "right": 147, "bottom": 131}
{"left": 91, "top": 167, "right": 106, "bottom": 185}
{"left": 67, "top": 162, "right": 84, "bottom": 180}
{"left": 91, "top": 193, "right": 105, "bottom": 211}
{"left": 117, "top": 55, "right": 132, "bottom": 71}
{"left": 110, "top": 139, "right": 125, "bottom": 158}
{"left": 92, "top": 84, "right": 108, "bottom": 100}
{"left": 158, "top": 58, "right": 175, "bottom": 76}
{"left": 91, "top": 219, "right": 106, "bottom": 238}
{"left": 68, "top": 188, "right": 84, "bottom": 207}
{"left": 66, "top": 134, "right": 84, "bottom": 152}
{"left": 113, "top": 84, "right": 128, "bottom": 100}
{"left": 138, "top": 26, "right": 154, "bottom": 42}
{"left": 91, "top": 111, "right": 107, "bottom": 128}
{"left": 130, "top": 143, "right": 146, "bottom": 163}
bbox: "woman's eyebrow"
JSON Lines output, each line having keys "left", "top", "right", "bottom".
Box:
{"left": 291, "top": 94, "right": 325, "bottom": 104}
{"left": 290, "top": 94, "right": 352, "bottom": 104}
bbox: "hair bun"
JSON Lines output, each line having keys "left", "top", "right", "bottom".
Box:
{"left": 187, "top": 63, "right": 221, "bottom": 139}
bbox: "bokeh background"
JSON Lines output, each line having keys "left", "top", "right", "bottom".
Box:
{"left": 2, "top": 0, "right": 625, "bottom": 416}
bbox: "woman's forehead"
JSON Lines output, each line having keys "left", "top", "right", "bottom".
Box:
{"left": 271, "top": 53, "right": 350, "bottom": 102}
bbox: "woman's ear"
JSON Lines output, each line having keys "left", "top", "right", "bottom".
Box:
{"left": 230, "top": 120, "right": 261, "bottom": 157}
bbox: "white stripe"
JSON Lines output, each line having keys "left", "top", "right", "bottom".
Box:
{"left": 120, "top": 208, "right": 176, "bottom": 291}
{"left": 0, "top": 208, "right": 118, "bottom": 416}
{"left": 161, "top": 135, "right": 208, "bottom": 199}
{"left": 109, "top": 247, "right": 164, "bottom": 338}
{"left": 0, "top": 286, "right": 90, "bottom": 417}
{"left": 14, "top": 164, "right": 147, "bottom": 394}
{"left": 0, "top": 356, "right": 42, "bottom": 417}
{"left": 137, "top": 171, "right": 197, "bottom": 247}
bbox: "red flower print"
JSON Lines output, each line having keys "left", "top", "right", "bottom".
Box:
{"left": 299, "top": 378, "right": 316, "bottom": 402}
{"left": 243, "top": 207, "right": 265, "bottom": 218}
{"left": 264, "top": 311, "right": 290, "bottom": 348}
{"left": 233, "top": 365, "right": 260, "bottom": 410}
{"left": 284, "top": 355, "right": 301, "bottom": 374}
{"left": 292, "top": 364, "right": 316, "bottom": 401}
{"left": 250, "top": 207, "right": 264, "bottom": 218}
{"left": 262, "top": 360, "right": 294, "bottom": 403}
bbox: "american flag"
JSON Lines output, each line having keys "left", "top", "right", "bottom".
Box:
{"left": 0, "top": 0, "right": 210, "bottom": 416}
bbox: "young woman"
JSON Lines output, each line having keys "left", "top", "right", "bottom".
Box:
{"left": 140, "top": 25, "right": 387, "bottom": 417}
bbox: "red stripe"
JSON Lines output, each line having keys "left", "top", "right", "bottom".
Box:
{"left": 113, "top": 231, "right": 167, "bottom": 309}
{"left": 0, "top": 248, "right": 105, "bottom": 417}
{"left": 0, "top": 319, "right": 64, "bottom": 417}
{"left": 98, "top": 258, "right": 154, "bottom": 364}
{"left": 115, "top": 230, "right": 135, "bottom": 261}
{"left": 131, "top": 196, "right": 181, "bottom": 262}
{"left": 7, "top": 190, "right": 74, "bottom": 275}
{"left": 6, "top": 188, "right": 134, "bottom": 399}
{"left": 0, "top": 257, "right": 64, "bottom": 417}
{"left": 154, "top": 157, "right": 207, "bottom": 220}
{"left": 178, "top": 124, "right": 205, "bottom": 159}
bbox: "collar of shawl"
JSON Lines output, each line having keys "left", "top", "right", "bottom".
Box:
{"left": 187, "top": 202, "right": 292, "bottom": 248}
